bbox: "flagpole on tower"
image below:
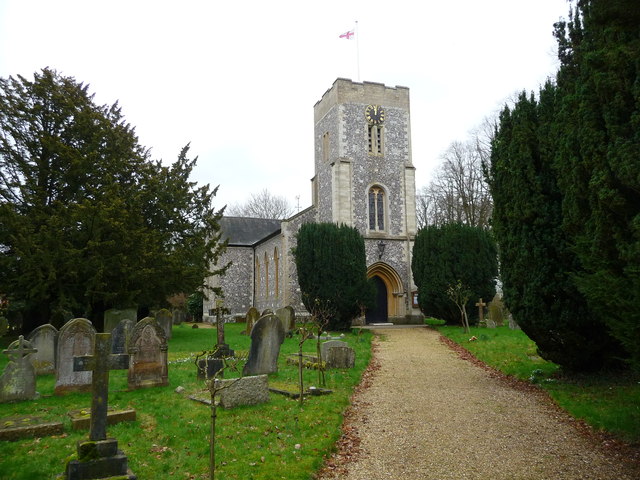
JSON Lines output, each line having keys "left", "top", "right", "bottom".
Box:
{"left": 355, "top": 20, "right": 360, "bottom": 82}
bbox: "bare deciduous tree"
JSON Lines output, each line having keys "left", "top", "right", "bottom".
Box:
{"left": 226, "top": 188, "right": 294, "bottom": 219}
{"left": 416, "top": 130, "right": 493, "bottom": 229}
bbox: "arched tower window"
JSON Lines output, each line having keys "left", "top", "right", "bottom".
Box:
{"left": 368, "top": 186, "right": 386, "bottom": 231}
{"left": 274, "top": 247, "right": 280, "bottom": 299}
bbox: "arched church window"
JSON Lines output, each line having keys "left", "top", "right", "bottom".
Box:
{"left": 255, "top": 256, "right": 261, "bottom": 298}
{"left": 274, "top": 247, "right": 280, "bottom": 299}
{"left": 368, "top": 186, "right": 386, "bottom": 231}
{"left": 264, "top": 252, "right": 269, "bottom": 298}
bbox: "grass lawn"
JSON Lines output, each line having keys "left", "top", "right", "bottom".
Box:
{"left": 438, "top": 325, "right": 640, "bottom": 444}
{"left": 0, "top": 323, "right": 372, "bottom": 479}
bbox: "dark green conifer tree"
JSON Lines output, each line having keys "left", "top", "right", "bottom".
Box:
{"left": 412, "top": 223, "right": 497, "bottom": 324}
{"left": 294, "top": 222, "right": 374, "bottom": 330}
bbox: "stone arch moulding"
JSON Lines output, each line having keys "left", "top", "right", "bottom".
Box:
{"left": 366, "top": 261, "right": 405, "bottom": 318}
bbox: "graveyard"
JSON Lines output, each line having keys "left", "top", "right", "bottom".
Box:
{"left": 0, "top": 319, "right": 373, "bottom": 479}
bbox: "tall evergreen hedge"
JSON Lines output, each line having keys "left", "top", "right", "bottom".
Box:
{"left": 412, "top": 223, "right": 498, "bottom": 324}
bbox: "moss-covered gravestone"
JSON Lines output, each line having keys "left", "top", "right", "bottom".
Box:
{"left": 63, "top": 333, "right": 135, "bottom": 479}
{"left": 0, "top": 336, "right": 38, "bottom": 403}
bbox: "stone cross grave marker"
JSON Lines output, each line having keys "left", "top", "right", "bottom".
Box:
{"left": 0, "top": 336, "right": 38, "bottom": 403}
{"left": 73, "top": 333, "right": 129, "bottom": 441}
{"left": 27, "top": 324, "right": 57, "bottom": 375}
{"left": 475, "top": 298, "right": 487, "bottom": 326}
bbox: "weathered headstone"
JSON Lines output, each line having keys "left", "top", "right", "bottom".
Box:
{"left": 216, "top": 374, "right": 269, "bottom": 409}
{"left": 276, "top": 306, "right": 295, "bottom": 335}
{"left": 320, "top": 340, "right": 349, "bottom": 360}
{"left": 155, "top": 308, "right": 173, "bottom": 340}
{"left": 103, "top": 308, "right": 137, "bottom": 334}
{"left": 172, "top": 309, "right": 186, "bottom": 326}
{"left": 488, "top": 293, "right": 506, "bottom": 327}
{"left": 0, "top": 336, "right": 38, "bottom": 403}
{"left": 128, "top": 317, "right": 168, "bottom": 389}
{"left": 325, "top": 346, "right": 356, "bottom": 369}
{"left": 27, "top": 324, "right": 58, "bottom": 375}
{"left": 261, "top": 308, "right": 273, "bottom": 317}
{"left": 64, "top": 333, "right": 135, "bottom": 479}
{"left": 110, "top": 319, "right": 134, "bottom": 355}
{"left": 243, "top": 314, "right": 285, "bottom": 376}
{"left": 55, "top": 318, "right": 96, "bottom": 395}
{"left": 245, "top": 307, "right": 259, "bottom": 335}
{"left": 321, "top": 340, "right": 355, "bottom": 368}
{"left": 508, "top": 314, "right": 521, "bottom": 330}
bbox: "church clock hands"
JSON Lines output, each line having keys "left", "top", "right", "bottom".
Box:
{"left": 365, "top": 104, "right": 385, "bottom": 125}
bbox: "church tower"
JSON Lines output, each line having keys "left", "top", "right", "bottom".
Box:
{"left": 311, "top": 79, "right": 421, "bottom": 323}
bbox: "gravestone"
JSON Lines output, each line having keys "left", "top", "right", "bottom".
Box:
{"left": 245, "top": 307, "right": 259, "bottom": 335}
{"left": 475, "top": 298, "right": 487, "bottom": 327}
{"left": 276, "top": 306, "right": 295, "bottom": 335}
{"left": 0, "top": 336, "right": 38, "bottom": 403}
{"left": 325, "top": 346, "right": 356, "bottom": 369}
{"left": 64, "top": 333, "right": 135, "bottom": 479}
{"left": 0, "top": 414, "right": 63, "bottom": 441}
{"left": 103, "top": 308, "right": 137, "bottom": 334}
{"left": 55, "top": 318, "right": 96, "bottom": 395}
{"left": 155, "top": 308, "right": 173, "bottom": 340}
{"left": 320, "top": 340, "right": 349, "bottom": 360}
{"left": 261, "top": 308, "right": 273, "bottom": 317}
{"left": 110, "top": 319, "right": 134, "bottom": 354}
{"left": 243, "top": 314, "right": 285, "bottom": 376}
{"left": 216, "top": 374, "right": 269, "bottom": 409}
{"left": 321, "top": 340, "right": 355, "bottom": 369}
{"left": 172, "top": 309, "right": 186, "bottom": 326}
{"left": 128, "top": 317, "right": 168, "bottom": 389}
{"left": 27, "top": 324, "right": 58, "bottom": 375}
{"left": 508, "top": 314, "right": 521, "bottom": 330}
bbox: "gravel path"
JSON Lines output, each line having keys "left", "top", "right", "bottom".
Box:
{"left": 317, "top": 327, "right": 640, "bottom": 480}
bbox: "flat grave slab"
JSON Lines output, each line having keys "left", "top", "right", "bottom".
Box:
{"left": 67, "top": 407, "right": 136, "bottom": 431}
{"left": 0, "top": 414, "right": 64, "bottom": 441}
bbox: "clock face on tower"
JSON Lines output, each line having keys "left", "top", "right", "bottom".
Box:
{"left": 365, "top": 104, "right": 385, "bottom": 125}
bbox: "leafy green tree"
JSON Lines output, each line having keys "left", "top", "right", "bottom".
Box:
{"left": 412, "top": 223, "right": 497, "bottom": 324}
{"left": 0, "top": 69, "right": 227, "bottom": 332}
{"left": 294, "top": 223, "right": 374, "bottom": 330}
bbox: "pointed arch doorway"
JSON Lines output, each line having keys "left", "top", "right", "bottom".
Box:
{"left": 365, "top": 262, "right": 404, "bottom": 324}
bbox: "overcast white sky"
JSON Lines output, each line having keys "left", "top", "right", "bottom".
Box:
{"left": 0, "top": 0, "right": 571, "bottom": 212}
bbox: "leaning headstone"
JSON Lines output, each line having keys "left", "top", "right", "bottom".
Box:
{"left": 128, "top": 317, "right": 168, "bottom": 389}
{"left": 155, "top": 308, "right": 173, "bottom": 340}
{"left": 103, "top": 308, "right": 137, "bottom": 334}
{"left": 55, "top": 318, "right": 96, "bottom": 395}
{"left": 172, "top": 309, "right": 186, "bottom": 326}
{"left": 110, "top": 319, "right": 134, "bottom": 354}
{"left": 216, "top": 374, "right": 269, "bottom": 409}
{"left": 27, "top": 324, "right": 58, "bottom": 375}
{"left": 245, "top": 307, "right": 259, "bottom": 335}
{"left": 243, "top": 314, "right": 285, "bottom": 376}
{"left": 276, "top": 307, "right": 295, "bottom": 335}
{"left": 325, "top": 346, "right": 356, "bottom": 369}
{"left": 63, "top": 333, "right": 135, "bottom": 479}
{"left": 0, "top": 336, "right": 38, "bottom": 403}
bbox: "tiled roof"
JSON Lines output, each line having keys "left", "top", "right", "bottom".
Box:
{"left": 220, "top": 216, "right": 281, "bottom": 246}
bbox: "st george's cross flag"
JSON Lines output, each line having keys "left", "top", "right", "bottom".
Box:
{"left": 339, "top": 30, "right": 354, "bottom": 39}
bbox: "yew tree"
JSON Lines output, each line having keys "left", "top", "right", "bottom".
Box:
{"left": 0, "top": 69, "right": 227, "bottom": 332}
